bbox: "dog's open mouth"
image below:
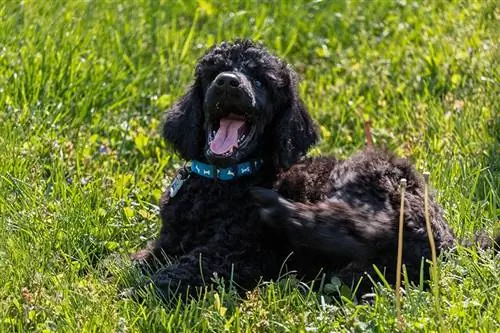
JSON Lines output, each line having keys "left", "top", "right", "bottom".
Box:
{"left": 208, "top": 114, "right": 256, "bottom": 157}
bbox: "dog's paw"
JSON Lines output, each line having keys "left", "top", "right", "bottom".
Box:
{"left": 250, "top": 187, "right": 294, "bottom": 227}
{"left": 118, "top": 279, "right": 177, "bottom": 303}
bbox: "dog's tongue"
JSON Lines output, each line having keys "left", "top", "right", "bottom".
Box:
{"left": 210, "top": 118, "right": 245, "bottom": 155}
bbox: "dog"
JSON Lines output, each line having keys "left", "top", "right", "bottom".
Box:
{"left": 131, "top": 39, "right": 493, "bottom": 300}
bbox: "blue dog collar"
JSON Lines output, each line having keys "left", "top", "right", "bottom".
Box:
{"left": 190, "top": 159, "right": 263, "bottom": 181}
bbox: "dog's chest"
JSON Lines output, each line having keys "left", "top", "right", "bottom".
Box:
{"left": 161, "top": 177, "right": 262, "bottom": 242}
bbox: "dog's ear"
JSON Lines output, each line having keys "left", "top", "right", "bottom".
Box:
{"left": 272, "top": 69, "right": 318, "bottom": 169}
{"left": 162, "top": 79, "right": 205, "bottom": 160}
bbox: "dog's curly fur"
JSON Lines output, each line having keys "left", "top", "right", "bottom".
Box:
{"left": 132, "top": 40, "right": 491, "bottom": 299}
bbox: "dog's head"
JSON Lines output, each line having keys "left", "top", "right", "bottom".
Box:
{"left": 163, "top": 40, "right": 318, "bottom": 170}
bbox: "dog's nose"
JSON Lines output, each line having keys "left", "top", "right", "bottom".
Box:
{"left": 215, "top": 72, "right": 241, "bottom": 89}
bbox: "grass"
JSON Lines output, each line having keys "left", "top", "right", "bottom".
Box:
{"left": 0, "top": 0, "right": 498, "bottom": 331}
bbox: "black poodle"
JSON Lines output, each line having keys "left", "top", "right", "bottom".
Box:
{"left": 132, "top": 40, "right": 485, "bottom": 299}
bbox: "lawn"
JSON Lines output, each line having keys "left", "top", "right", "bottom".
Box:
{"left": 0, "top": 0, "right": 498, "bottom": 331}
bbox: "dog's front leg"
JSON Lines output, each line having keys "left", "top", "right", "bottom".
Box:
{"left": 143, "top": 241, "right": 263, "bottom": 300}
{"left": 147, "top": 256, "right": 207, "bottom": 299}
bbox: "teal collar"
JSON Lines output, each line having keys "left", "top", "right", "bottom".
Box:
{"left": 191, "top": 159, "right": 263, "bottom": 181}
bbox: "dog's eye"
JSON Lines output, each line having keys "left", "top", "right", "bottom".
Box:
{"left": 254, "top": 80, "right": 262, "bottom": 88}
